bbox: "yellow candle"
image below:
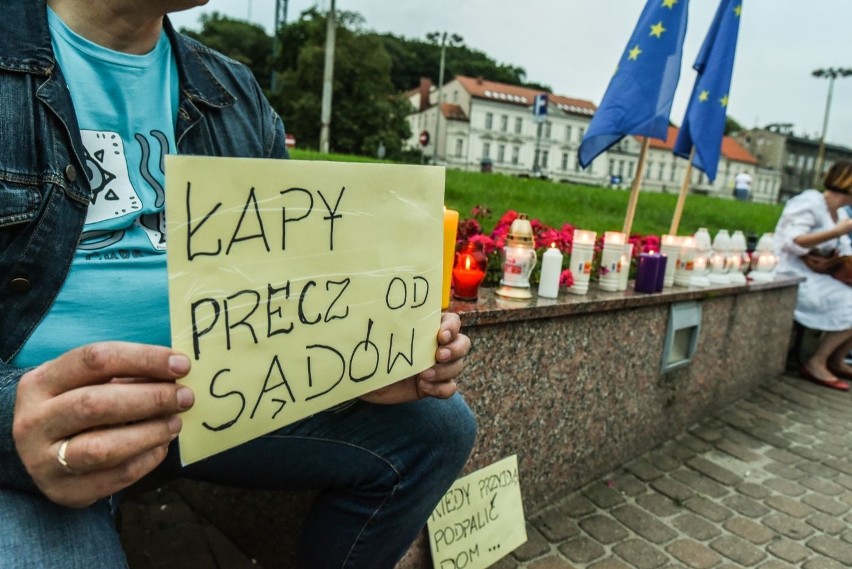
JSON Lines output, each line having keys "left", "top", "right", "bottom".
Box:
{"left": 442, "top": 207, "right": 459, "bottom": 309}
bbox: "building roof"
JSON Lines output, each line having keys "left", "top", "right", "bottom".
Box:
{"left": 639, "top": 125, "right": 758, "bottom": 165}
{"left": 721, "top": 136, "right": 758, "bottom": 165}
{"left": 454, "top": 75, "right": 596, "bottom": 116}
{"left": 440, "top": 103, "right": 468, "bottom": 121}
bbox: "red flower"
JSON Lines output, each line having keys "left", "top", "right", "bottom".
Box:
{"left": 456, "top": 219, "right": 483, "bottom": 243}
{"left": 559, "top": 269, "right": 574, "bottom": 288}
{"left": 497, "top": 210, "right": 519, "bottom": 227}
{"left": 468, "top": 234, "right": 497, "bottom": 256}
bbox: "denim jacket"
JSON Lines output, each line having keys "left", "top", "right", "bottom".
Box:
{"left": 0, "top": 0, "right": 287, "bottom": 490}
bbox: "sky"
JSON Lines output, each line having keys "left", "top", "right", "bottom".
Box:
{"left": 170, "top": 0, "right": 852, "bottom": 148}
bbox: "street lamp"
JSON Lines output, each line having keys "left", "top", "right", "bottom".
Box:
{"left": 812, "top": 67, "right": 852, "bottom": 185}
{"left": 319, "top": 0, "right": 336, "bottom": 154}
{"left": 270, "top": 0, "right": 289, "bottom": 91}
{"left": 426, "top": 32, "right": 463, "bottom": 165}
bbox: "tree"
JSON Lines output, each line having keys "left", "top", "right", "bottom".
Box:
{"left": 270, "top": 10, "right": 411, "bottom": 158}
{"left": 375, "top": 33, "right": 536, "bottom": 92}
{"left": 724, "top": 115, "right": 745, "bottom": 136}
{"left": 180, "top": 13, "right": 273, "bottom": 90}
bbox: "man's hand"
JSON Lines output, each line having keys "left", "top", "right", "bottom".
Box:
{"left": 12, "top": 342, "right": 194, "bottom": 508}
{"left": 361, "top": 312, "right": 470, "bottom": 404}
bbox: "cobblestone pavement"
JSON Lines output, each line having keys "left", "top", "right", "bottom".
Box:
{"left": 121, "top": 371, "right": 852, "bottom": 568}
{"left": 501, "top": 371, "right": 852, "bottom": 569}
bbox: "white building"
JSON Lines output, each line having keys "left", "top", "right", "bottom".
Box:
{"left": 406, "top": 75, "right": 780, "bottom": 203}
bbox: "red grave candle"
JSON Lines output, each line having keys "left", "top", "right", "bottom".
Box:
{"left": 452, "top": 252, "right": 486, "bottom": 301}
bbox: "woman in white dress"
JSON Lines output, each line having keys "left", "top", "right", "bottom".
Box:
{"left": 774, "top": 161, "right": 852, "bottom": 390}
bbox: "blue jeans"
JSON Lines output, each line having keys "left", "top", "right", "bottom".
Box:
{"left": 0, "top": 394, "right": 476, "bottom": 569}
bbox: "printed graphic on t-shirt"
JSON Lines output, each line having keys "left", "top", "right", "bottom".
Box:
{"left": 78, "top": 129, "right": 169, "bottom": 253}
{"left": 80, "top": 130, "right": 140, "bottom": 224}
{"left": 137, "top": 211, "right": 167, "bottom": 251}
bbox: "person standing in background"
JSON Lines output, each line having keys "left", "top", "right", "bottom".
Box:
{"left": 734, "top": 170, "right": 752, "bottom": 201}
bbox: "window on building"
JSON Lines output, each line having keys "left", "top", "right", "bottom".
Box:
{"left": 786, "top": 153, "right": 796, "bottom": 168}
{"left": 544, "top": 122, "right": 552, "bottom": 139}
{"left": 578, "top": 127, "right": 585, "bottom": 142}
{"left": 483, "top": 142, "right": 491, "bottom": 159}
{"left": 628, "top": 161, "right": 635, "bottom": 179}
{"left": 500, "top": 115, "right": 508, "bottom": 132}
{"left": 455, "top": 138, "right": 463, "bottom": 158}
{"left": 566, "top": 125, "right": 573, "bottom": 142}
{"left": 618, "top": 160, "right": 625, "bottom": 176}
{"left": 561, "top": 152, "right": 569, "bottom": 170}
{"left": 512, "top": 146, "right": 520, "bottom": 165}
{"left": 515, "top": 117, "right": 523, "bottom": 134}
{"left": 658, "top": 162, "right": 665, "bottom": 180}
{"left": 541, "top": 150, "right": 549, "bottom": 168}
{"left": 670, "top": 161, "right": 677, "bottom": 181}
{"left": 609, "top": 160, "right": 615, "bottom": 175}
{"left": 646, "top": 161, "right": 653, "bottom": 179}
{"left": 498, "top": 144, "right": 506, "bottom": 163}
{"left": 485, "top": 113, "right": 493, "bottom": 130}
{"left": 806, "top": 155, "right": 814, "bottom": 172}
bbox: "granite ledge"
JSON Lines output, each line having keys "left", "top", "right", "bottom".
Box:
{"left": 451, "top": 275, "right": 804, "bottom": 327}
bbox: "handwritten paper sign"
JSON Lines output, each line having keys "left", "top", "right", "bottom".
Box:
{"left": 427, "top": 455, "right": 527, "bottom": 569}
{"left": 165, "top": 156, "right": 445, "bottom": 464}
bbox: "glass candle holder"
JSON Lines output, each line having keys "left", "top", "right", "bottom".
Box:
{"left": 748, "top": 232, "right": 777, "bottom": 282}
{"left": 729, "top": 230, "right": 749, "bottom": 284}
{"left": 708, "top": 251, "right": 729, "bottom": 284}
{"left": 674, "top": 236, "right": 696, "bottom": 287}
{"left": 496, "top": 214, "right": 537, "bottom": 300}
{"left": 456, "top": 240, "right": 488, "bottom": 272}
{"left": 660, "top": 234, "right": 681, "bottom": 288}
{"left": 568, "top": 229, "right": 596, "bottom": 295}
{"left": 452, "top": 252, "right": 486, "bottom": 300}
{"left": 598, "top": 231, "right": 625, "bottom": 292}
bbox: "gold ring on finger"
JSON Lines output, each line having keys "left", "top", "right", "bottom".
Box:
{"left": 57, "top": 438, "right": 76, "bottom": 474}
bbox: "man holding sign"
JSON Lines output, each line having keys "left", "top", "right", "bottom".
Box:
{"left": 0, "top": 1, "right": 476, "bottom": 568}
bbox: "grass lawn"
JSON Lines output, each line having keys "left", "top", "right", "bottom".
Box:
{"left": 290, "top": 149, "right": 783, "bottom": 238}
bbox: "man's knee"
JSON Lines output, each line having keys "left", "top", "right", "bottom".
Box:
{"left": 418, "top": 394, "right": 477, "bottom": 471}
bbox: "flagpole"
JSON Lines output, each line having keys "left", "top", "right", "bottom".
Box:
{"left": 622, "top": 137, "right": 651, "bottom": 236}
{"left": 669, "top": 148, "right": 695, "bottom": 235}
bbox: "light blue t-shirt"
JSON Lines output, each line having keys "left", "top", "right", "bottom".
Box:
{"left": 13, "top": 8, "right": 179, "bottom": 367}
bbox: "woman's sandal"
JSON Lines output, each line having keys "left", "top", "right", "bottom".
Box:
{"left": 827, "top": 365, "right": 852, "bottom": 381}
{"left": 799, "top": 365, "right": 850, "bottom": 391}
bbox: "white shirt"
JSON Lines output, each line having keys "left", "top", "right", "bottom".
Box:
{"left": 734, "top": 172, "right": 752, "bottom": 191}
{"left": 773, "top": 189, "right": 852, "bottom": 331}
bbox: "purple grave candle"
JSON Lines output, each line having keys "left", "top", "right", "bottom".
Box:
{"left": 635, "top": 253, "right": 664, "bottom": 294}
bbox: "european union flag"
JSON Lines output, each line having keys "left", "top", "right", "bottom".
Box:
{"left": 673, "top": 0, "right": 743, "bottom": 181}
{"left": 578, "top": 0, "right": 689, "bottom": 168}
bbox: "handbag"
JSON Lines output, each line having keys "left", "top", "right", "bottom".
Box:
{"left": 802, "top": 249, "right": 852, "bottom": 285}
{"left": 833, "top": 256, "right": 852, "bottom": 285}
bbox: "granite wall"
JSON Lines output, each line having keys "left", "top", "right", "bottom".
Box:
{"left": 162, "top": 277, "right": 801, "bottom": 569}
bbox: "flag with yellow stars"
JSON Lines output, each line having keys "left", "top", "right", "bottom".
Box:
{"left": 578, "top": 0, "right": 688, "bottom": 168}
{"left": 673, "top": 0, "right": 743, "bottom": 181}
